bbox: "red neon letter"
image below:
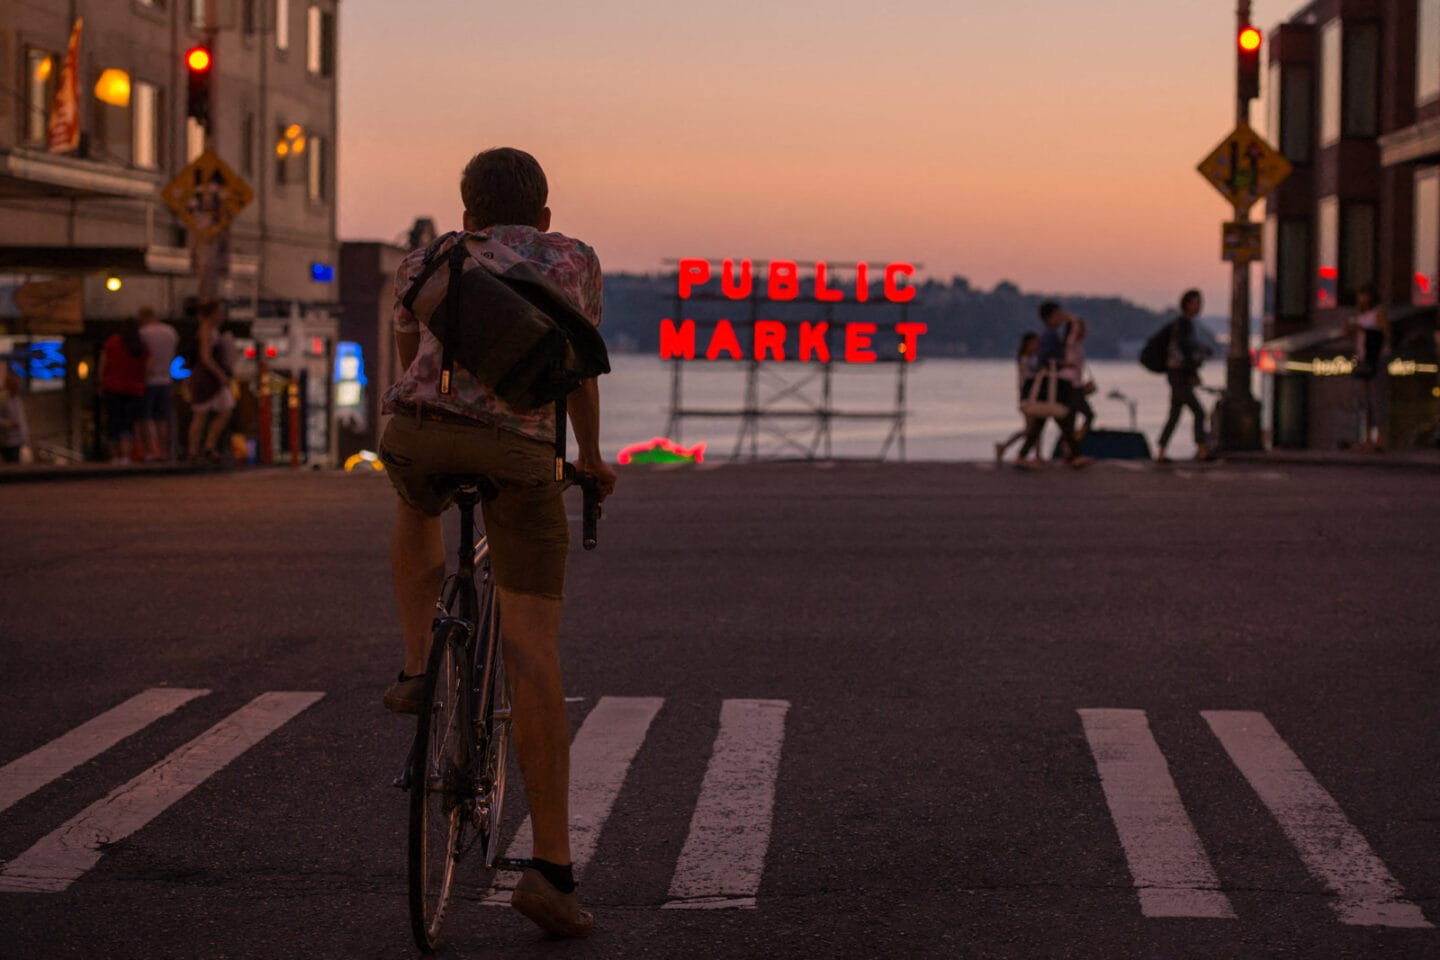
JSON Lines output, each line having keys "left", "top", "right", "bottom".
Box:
{"left": 895, "top": 321, "right": 927, "bottom": 362}
{"left": 797, "top": 322, "right": 830, "bottom": 362}
{"left": 768, "top": 260, "right": 799, "bottom": 301}
{"left": 753, "top": 320, "right": 787, "bottom": 361}
{"left": 678, "top": 258, "right": 710, "bottom": 299}
{"left": 856, "top": 261, "right": 869, "bottom": 302}
{"left": 705, "top": 319, "right": 744, "bottom": 361}
{"left": 721, "top": 259, "right": 752, "bottom": 299}
{"left": 814, "top": 261, "right": 843, "bottom": 302}
{"left": 659, "top": 318, "right": 696, "bottom": 360}
{"left": 845, "top": 323, "right": 878, "bottom": 363}
{"left": 884, "top": 262, "right": 916, "bottom": 303}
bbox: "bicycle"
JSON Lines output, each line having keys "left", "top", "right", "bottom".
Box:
{"left": 394, "top": 463, "right": 601, "bottom": 953}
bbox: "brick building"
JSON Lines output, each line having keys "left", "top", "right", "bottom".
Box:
{"left": 0, "top": 0, "right": 341, "bottom": 462}
{"left": 1261, "top": 0, "right": 1440, "bottom": 450}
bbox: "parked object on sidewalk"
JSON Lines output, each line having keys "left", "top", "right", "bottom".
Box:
{"left": 1052, "top": 429, "right": 1152, "bottom": 460}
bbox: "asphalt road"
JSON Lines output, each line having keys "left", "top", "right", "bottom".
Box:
{"left": 1, "top": 460, "right": 1437, "bottom": 960}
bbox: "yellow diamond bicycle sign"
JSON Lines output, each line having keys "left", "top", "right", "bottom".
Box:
{"left": 160, "top": 149, "right": 254, "bottom": 240}
{"left": 1197, "top": 122, "right": 1292, "bottom": 213}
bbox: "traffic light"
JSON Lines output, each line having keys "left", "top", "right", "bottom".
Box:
{"left": 1238, "top": 23, "right": 1262, "bottom": 102}
{"left": 185, "top": 45, "right": 212, "bottom": 128}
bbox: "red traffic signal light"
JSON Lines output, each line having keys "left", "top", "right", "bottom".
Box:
{"left": 1238, "top": 24, "right": 1261, "bottom": 102}
{"left": 185, "top": 45, "right": 212, "bottom": 128}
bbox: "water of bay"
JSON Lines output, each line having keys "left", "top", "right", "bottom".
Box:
{"left": 598, "top": 355, "right": 1211, "bottom": 463}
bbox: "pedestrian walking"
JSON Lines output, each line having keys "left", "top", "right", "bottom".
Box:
{"left": 99, "top": 318, "right": 149, "bottom": 463}
{"left": 995, "top": 331, "right": 1040, "bottom": 464}
{"left": 0, "top": 367, "right": 28, "bottom": 463}
{"left": 1018, "top": 301, "right": 1090, "bottom": 467}
{"left": 1346, "top": 283, "right": 1390, "bottom": 453}
{"left": 1060, "top": 315, "right": 1096, "bottom": 441}
{"left": 137, "top": 306, "right": 180, "bottom": 461}
{"left": 186, "top": 300, "right": 237, "bottom": 462}
{"left": 1155, "top": 289, "right": 1212, "bottom": 463}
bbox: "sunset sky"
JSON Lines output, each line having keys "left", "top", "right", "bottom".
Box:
{"left": 337, "top": 0, "right": 1297, "bottom": 313}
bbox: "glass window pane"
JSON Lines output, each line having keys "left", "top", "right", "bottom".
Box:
{"left": 1343, "top": 23, "right": 1379, "bottom": 138}
{"left": 25, "top": 49, "right": 55, "bottom": 145}
{"left": 1342, "top": 203, "right": 1376, "bottom": 297}
{"left": 1280, "top": 65, "right": 1312, "bottom": 162}
{"left": 1420, "top": 0, "right": 1440, "bottom": 105}
{"left": 1279, "top": 219, "right": 1310, "bottom": 317}
{"left": 1415, "top": 167, "right": 1439, "bottom": 305}
{"left": 186, "top": 117, "right": 205, "bottom": 162}
{"left": 276, "top": 0, "right": 290, "bottom": 51}
{"left": 1320, "top": 20, "right": 1341, "bottom": 146}
{"left": 307, "top": 6, "right": 321, "bottom": 73}
{"left": 308, "top": 136, "right": 325, "bottom": 200}
{"left": 1317, "top": 196, "right": 1338, "bottom": 308}
{"left": 133, "top": 82, "right": 159, "bottom": 169}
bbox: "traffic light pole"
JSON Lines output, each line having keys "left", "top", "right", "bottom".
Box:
{"left": 1217, "top": 0, "right": 1264, "bottom": 451}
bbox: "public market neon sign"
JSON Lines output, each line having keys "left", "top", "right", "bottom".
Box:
{"left": 660, "top": 258, "right": 928, "bottom": 363}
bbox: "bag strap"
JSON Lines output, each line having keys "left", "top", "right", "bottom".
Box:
{"left": 437, "top": 242, "right": 468, "bottom": 396}
{"left": 554, "top": 392, "right": 567, "bottom": 481}
{"left": 399, "top": 232, "right": 459, "bottom": 316}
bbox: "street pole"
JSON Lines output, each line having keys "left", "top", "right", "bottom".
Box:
{"left": 1219, "top": 0, "right": 1264, "bottom": 450}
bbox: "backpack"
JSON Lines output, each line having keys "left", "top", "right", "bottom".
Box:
{"left": 400, "top": 231, "right": 610, "bottom": 413}
{"left": 1139, "top": 321, "right": 1173, "bottom": 374}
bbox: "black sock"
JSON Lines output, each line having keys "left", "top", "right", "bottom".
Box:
{"left": 531, "top": 857, "right": 576, "bottom": 893}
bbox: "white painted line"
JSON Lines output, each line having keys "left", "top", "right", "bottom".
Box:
{"left": 662, "top": 699, "right": 788, "bottom": 910}
{"left": 0, "top": 688, "right": 209, "bottom": 816}
{"left": 0, "top": 691, "right": 324, "bottom": 894}
{"left": 1078, "top": 709, "right": 1235, "bottom": 919}
{"left": 486, "top": 696, "right": 663, "bottom": 903}
{"left": 1203, "top": 710, "right": 1432, "bottom": 928}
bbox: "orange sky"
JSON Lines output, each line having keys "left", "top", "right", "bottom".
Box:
{"left": 338, "top": 0, "right": 1297, "bottom": 312}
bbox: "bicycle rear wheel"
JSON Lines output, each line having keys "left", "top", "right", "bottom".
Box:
{"left": 407, "top": 620, "right": 471, "bottom": 953}
{"left": 473, "top": 584, "right": 512, "bottom": 877}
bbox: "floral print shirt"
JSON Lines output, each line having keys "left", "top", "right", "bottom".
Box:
{"left": 382, "top": 226, "right": 603, "bottom": 443}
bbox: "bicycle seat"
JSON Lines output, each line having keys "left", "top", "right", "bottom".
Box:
{"left": 432, "top": 473, "right": 499, "bottom": 503}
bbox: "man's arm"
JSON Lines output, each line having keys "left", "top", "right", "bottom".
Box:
{"left": 567, "top": 377, "right": 616, "bottom": 500}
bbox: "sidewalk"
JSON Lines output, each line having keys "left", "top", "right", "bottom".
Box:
{"left": 1222, "top": 447, "right": 1440, "bottom": 471}
{"left": 0, "top": 459, "right": 247, "bottom": 484}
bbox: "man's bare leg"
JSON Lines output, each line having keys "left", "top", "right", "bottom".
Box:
{"left": 392, "top": 499, "right": 445, "bottom": 676}
{"left": 498, "top": 586, "right": 572, "bottom": 866}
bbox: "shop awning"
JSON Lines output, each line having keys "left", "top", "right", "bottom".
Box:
{"left": 1380, "top": 116, "right": 1440, "bottom": 167}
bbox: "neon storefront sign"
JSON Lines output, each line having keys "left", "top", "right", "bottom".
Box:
{"left": 660, "top": 258, "right": 928, "bottom": 363}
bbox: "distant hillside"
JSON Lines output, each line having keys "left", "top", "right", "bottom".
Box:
{"left": 599, "top": 273, "right": 1218, "bottom": 360}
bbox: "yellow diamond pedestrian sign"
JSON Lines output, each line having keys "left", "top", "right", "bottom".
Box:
{"left": 160, "top": 149, "right": 254, "bottom": 240}
{"left": 1197, "top": 122, "right": 1292, "bottom": 213}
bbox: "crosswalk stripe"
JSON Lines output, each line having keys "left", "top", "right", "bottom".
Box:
{"left": 0, "top": 691, "right": 324, "bottom": 894}
{"left": 1078, "top": 709, "right": 1235, "bottom": 918}
{"left": 0, "top": 688, "right": 209, "bottom": 817}
{"left": 1202, "top": 710, "right": 1432, "bottom": 928}
{"left": 485, "top": 695, "right": 663, "bottom": 903}
{"left": 664, "top": 699, "right": 789, "bottom": 910}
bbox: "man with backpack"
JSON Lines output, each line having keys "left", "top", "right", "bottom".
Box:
{"left": 377, "top": 147, "right": 615, "bottom": 938}
{"left": 1151, "top": 289, "right": 1212, "bottom": 462}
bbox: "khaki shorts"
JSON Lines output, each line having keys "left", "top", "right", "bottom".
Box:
{"left": 379, "top": 414, "right": 568, "bottom": 598}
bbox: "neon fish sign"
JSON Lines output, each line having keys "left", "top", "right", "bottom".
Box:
{"left": 660, "top": 258, "right": 928, "bottom": 364}
{"left": 617, "top": 437, "right": 706, "bottom": 465}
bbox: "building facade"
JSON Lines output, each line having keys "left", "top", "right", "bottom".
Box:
{"left": 0, "top": 0, "right": 341, "bottom": 462}
{"left": 1262, "top": 0, "right": 1440, "bottom": 450}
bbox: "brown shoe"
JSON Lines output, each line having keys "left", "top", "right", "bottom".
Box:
{"left": 511, "top": 868, "right": 594, "bottom": 939}
{"left": 382, "top": 671, "right": 425, "bottom": 714}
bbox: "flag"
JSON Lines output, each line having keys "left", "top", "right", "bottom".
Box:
{"left": 47, "top": 18, "right": 82, "bottom": 153}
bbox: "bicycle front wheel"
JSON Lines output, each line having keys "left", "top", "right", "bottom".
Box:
{"left": 407, "top": 621, "right": 469, "bottom": 953}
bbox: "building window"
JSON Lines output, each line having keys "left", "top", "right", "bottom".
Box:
{"left": 189, "top": 0, "right": 207, "bottom": 28}
{"left": 1420, "top": 0, "right": 1440, "bottom": 106}
{"left": 242, "top": 0, "right": 257, "bottom": 36}
{"left": 1416, "top": 167, "right": 1439, "bottom": 306}
{"left": 1341, "top": 202, "right": 1376, "bottom": 300}
{"left": 93, "top": 69, "right": 132, "bottom": 165}
{"left": 307, "top": 6, "right": 335, "bottom": 77}
{"left": 23, "top": 48, "right": 56, "bottom": 146}
{"left": 1319, "top": 21, "right": 1340, "bottom": 147}
{"left": 242, "top": 112, "right": 256, "bottom": 175}
{"left": 1276, "top": 218, "right": 1310, "bottom": 319}
{"left": 186, "top": 116, "right": 205, "bottom": 161}
{"left": 276, "top": 0, "right": 290, "bottom": 51}
{"left": 307, "top": 135, "right": 327, "bottom": 201}
{"left": 276, "top": 121, "right": 302, "bottom": 185}
{"left": 1343, "top": 22, "right": 1379, "bottom": 139}
{"left": 132, "top": 81, "right": 160, "bottom": 169}
{"left": 1317, "top": 196, "right": 1338, "bottom": 308}
{"left": 1269, "top": 63, "right": 1313, "bottom": 164}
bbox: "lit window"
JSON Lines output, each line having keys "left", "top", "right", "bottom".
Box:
{"left": 306, "top": 6, "right": 335, "bottom": 77}
{"left": 276, "top": 0, "right": 290, "bottom": 51}
{"left": 93, "top": 68, "right": 132, "bottom": 164}
{"left": 186, "top": 116, "right": 205, "bottom": 161}
{"left": 307, "top": 136, "right": 327, "bottom": 201}
{"left": 190, "top": 0, "right": 207, "bottom": 28}
{"left": 1319, "top": 21, "right": 1340, "bottom": 147}
{"left": 1415, "top": 167, "right": 1439, "bottom": 306}
{"left": 133, "top": 81, "right": 160, "bottom": 169}
{"left": 1317, "top": 196, "right": 1338, "bottom": 308}
{"left": 23, "top": 48, "right": 56, "bottom": 146}
{"left": 1420, "top": 0, "right": 1440, "bottom": 106}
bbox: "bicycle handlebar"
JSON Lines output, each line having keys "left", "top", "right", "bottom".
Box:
{"left": 563, "top": 463, "right": 601, "bottom": 550}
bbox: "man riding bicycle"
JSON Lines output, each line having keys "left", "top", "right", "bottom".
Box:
{"left": 378, "top": 147, "right": 616, "bottom": 939}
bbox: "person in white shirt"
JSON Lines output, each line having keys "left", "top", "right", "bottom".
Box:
{"left": 136, "top": 307, "right": 180, "bottom": 460}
